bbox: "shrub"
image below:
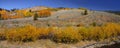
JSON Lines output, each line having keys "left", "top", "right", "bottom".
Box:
{"left": 78, "top": 27, "right": 91, "bottom": 40}
{"left": 90, "top": 26, "right": 106, "bottom": 41}
{"left": 0, "top": 23, "right": 119, "bottom": 43}
{"left": 4, "top": 25, "right": 53, "bottom": 42}
{"left": 52, "top": 27, "right": 82, "bottom": 43}
{"left": 103, "top": 23, "right": 120, "bottom": 37}
{"left": 90, "top": 22, "right": 97, "bottom": 26}
{"left": 5, "top": 25, "right": 40, "bottom": 42}
{"left": 37, "top": 27, "right": 52, "bottom": 39}
{"left": 78, "top": 23, "right": 120, "bottom": 41}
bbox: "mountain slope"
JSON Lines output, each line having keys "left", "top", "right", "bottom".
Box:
{"left": 0, "top": 7, "right": 120, "bottom": 27}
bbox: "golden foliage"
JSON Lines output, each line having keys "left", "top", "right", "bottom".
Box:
{"left": 5, "top": 25, "right": 39, "bottom": 42}
{"left": 15, "top": 10, "right": 33, "bottom": 17}
{"left": 0, "top": 23, "right": 120, "bottom": 43}
{"left": 23, "top": 11, "right": 33, "bottom": 17}
{"left": 53, "top": 27, "right": 82, "bottom": 43}
{"left": 0, "top": 10, "right": 7, "bottom": 15}
{"left": 0, "top": 10, "right": 23, "bottom": 20}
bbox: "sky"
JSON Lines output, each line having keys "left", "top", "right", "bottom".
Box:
{"left": 0, "top": 0, "right": 120, "bottom": 11}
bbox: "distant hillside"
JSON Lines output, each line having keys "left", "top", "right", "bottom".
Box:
{"left": 0, "top": 6, "right": 120, "bottom": 27}
{"left": 22, "top": 6, "right": 49, "bottom": 11}
{"left": 104, "top": 11, "right": 120, "bottom": 15}
{"left": 0, "top": 10, "right": 120, "bottom": 27}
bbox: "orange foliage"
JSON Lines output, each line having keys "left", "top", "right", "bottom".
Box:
{"left": 38, "top": 9, "right": 51, "bottom": 17}
{"left": 1, "top": 14, "right": 9, "bottom": 20}
{"left": 0, "top": 10, "right": 7, "bottom": 15}
{"left": 1, "top": 14, "right": 23, "bottom": 20}
{"left": 0, "top": 10, "right": 23, "bottom": 20}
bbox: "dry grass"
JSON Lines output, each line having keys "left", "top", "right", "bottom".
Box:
{"left": 0, "top": 40, "right": 97, "bottom": 48}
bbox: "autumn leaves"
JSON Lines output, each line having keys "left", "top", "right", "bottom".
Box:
{"left": 0, "top": 9, "right": 51, "bottom": 20}
{"left": 0, "top": 23, "right": 120, "bottom": 43}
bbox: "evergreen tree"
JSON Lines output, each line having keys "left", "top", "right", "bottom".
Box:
{"left": 84, "top": 9, "right": 88, "bottom": 15}
{"left": 0, "top": 13, "right": 1, "bottom": 19}
{"left": 33, "top": 13, "right": 38, "bottom": 21}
